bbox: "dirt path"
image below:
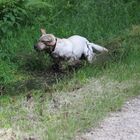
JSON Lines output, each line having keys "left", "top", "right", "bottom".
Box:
{"left": 75, "top": 96, "right": 140, "bottom": 140}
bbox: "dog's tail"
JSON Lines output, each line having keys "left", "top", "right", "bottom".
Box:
{"left": 87, "top": 42, "right": 108, "bottom": 53}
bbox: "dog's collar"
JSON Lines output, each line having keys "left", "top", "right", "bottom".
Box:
{"left": 52, "top": 38, "right": 57, "bottom": 51}
{"left": 54, "top": 38, "right": 57, "bottom": 47}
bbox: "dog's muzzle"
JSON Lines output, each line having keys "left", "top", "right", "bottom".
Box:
{"left": 34, "top": 45, "right": 41, "bottom": 52}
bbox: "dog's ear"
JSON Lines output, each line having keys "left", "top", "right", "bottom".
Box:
{"left": 40, "top": 28, "right": 46, "bottom": 35}
{"left": 40, "top": 35, "right": 53, "bottom": 42}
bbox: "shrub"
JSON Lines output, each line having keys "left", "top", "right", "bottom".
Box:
{"left": 0, "top": 0, "right": 53, "bottom": 34}
{"left": 0, "top": 0, "right": 26, "bottom": 33}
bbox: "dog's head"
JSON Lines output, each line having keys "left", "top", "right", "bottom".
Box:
{"left": 34, "top": 29, "right": 56, "bottom": 52}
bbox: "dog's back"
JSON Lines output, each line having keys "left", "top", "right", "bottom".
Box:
{"left": 68, "top": 35, "right": 88, "bottom": 57}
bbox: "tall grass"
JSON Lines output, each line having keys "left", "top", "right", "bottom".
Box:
{"left": 0, "top": 0, "right": 139, "bottom": 88}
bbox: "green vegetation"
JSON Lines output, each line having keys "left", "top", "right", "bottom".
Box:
{"left": 0, "top": 0, "right": 140, "bottom": 139}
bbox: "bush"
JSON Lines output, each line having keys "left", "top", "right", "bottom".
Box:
{"left": 0, "top": 0, "right": 26, "bottom": 33}
{"left": 0, "top": 0, "right": 53, "bottom": 34}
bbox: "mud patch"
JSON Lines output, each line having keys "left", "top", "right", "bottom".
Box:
{"left": 3, "top": 65, "right": 75, "bottom": 95}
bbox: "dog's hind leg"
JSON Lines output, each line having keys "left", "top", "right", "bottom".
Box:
{"left": 84, "top": 45, "right": 96, "bottom": 63}
{"left": 87, "top": 52, "right": 96, "bottom": 63}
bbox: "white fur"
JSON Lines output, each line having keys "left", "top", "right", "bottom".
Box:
{"left": 52, "top": 35, "right": 108, "bottom": 63}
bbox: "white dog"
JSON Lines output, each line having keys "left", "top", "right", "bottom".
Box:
{"left": 34, "top": 29, "right": 108, "bottom": 64}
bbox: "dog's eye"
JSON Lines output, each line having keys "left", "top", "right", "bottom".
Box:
{"left": 42, "top": 41, "right": 51, "bottom": 44}
{"left": 47, "top": 41, "right": 52, "bottom": 43}
{"left": 40, "top": 41, "right": 47, "bottom": 45}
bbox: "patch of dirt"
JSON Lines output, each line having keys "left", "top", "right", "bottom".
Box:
{"left": 75, "top": 96, "right": 140, "bottom": 140}
{"left": 0, "top": 129, "right": 16, "bottom": 140}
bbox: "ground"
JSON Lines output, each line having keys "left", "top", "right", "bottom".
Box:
{"left": 0, "top": 75, "right": 140, "bottom": 140}
{"left": 75, "top": 96, "right": 140, "bottom": 140}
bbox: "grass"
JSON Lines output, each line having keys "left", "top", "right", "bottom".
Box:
{"left": 0, "top": 0, "right": 140, "bottom": 139}
{"left": 0, "top": 25, "right": 140, "bottom": 139}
